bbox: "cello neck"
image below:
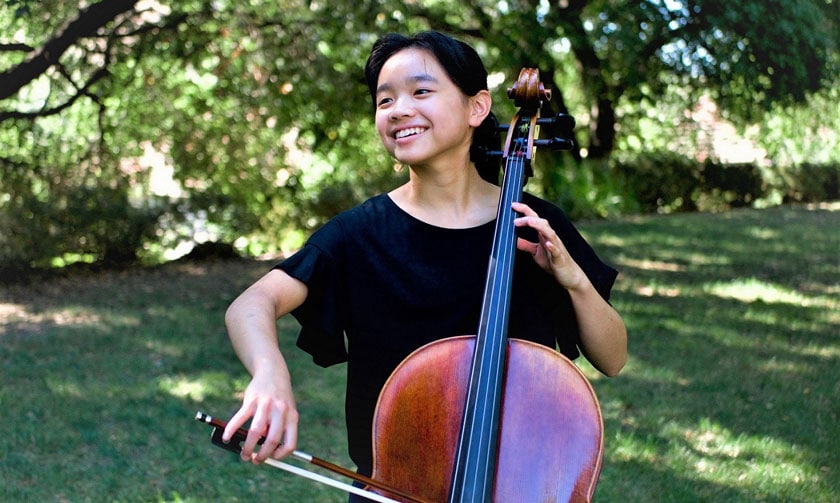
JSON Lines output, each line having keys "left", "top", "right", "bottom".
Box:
{"left": 448, "top": 112, "right": 535, "bottom": 503}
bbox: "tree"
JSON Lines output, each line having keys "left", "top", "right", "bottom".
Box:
{"left": 399, "top": 0, "right": 839, "bottom": 160}
{"left": 1, "top": 0, "right": 404, "bottom": 266}
{"left": 1, "top": 1, "right": 838, "bottom": 268}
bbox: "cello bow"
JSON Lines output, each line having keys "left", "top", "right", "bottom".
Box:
{"left": 195, "top": 412, "right": 431, "bottom": 503}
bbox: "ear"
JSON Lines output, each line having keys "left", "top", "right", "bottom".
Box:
{"left": 468, "top": 90, "right": 492, "bottom": 127}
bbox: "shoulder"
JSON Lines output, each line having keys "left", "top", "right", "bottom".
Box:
{"left": 307, "top": 194, "right": 396, "bottom": 247}
{"left": 330, "top": 194, "right": 394, "bottom": 225}
{"left": 314, "top": 193, "right": 389, "bottom": 226}
{"left": 521, "top": 192, "right": 573, "bottom": 229}
{"left": 522, "top": 192, "right": 560, "bottom": 213}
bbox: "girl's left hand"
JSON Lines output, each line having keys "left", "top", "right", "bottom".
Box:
{"left": 511, "top": 202, "right": 584, "bottom": 291}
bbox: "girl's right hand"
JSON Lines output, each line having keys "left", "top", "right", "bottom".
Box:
{"left": 222, "top": 368, "right": 299, "bottom": 463}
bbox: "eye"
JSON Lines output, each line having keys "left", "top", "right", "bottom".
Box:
{"left": 376, "top": 96, "right": 393, "bottom": 108}
{"left": 415, "top": 88, "right": 432, "bottom": 96}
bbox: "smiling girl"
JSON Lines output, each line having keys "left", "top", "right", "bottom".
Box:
{"left": 221, "top": 31, "right": 627, "bottom": 500}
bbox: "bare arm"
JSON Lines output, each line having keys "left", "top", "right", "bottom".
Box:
{"left": 222, "top": 268, "right": 309, "bottom": 462}
{"left": 512, "top": 202, "right": 628, "bottom": 376}
{"left": 565, "top": 279, "right": 627, "bottom": 376}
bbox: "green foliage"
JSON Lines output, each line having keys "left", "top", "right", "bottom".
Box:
{"left": 686, "top": 0, "right": 838, "bottom": 118}
{"left": 534, "top": 154, "right": 629, "bottom": 219}
{"left": 753, "top": 82, "right": 840, "bottom": 166}
{"left": 1, "top": 1, "right": 838, "bottom": 268}
{"left": 0, "top": 102, "right": 163, "bottom": 270}
{"left": 774, "top": 163, "right": 840, "bottom": 204}
{"left": 0, "top": 183, "right": 165, "bottom": 270}
{"left": 614, "top": 152, "right": 840, "bottom": 214}
{"left": 613, "top": 151, "right": 702, "bottom": 213}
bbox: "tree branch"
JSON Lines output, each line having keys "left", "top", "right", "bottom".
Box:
{"left": 0, "top": 67, "right": 110, "bottom": 122}
{"left": 0, "top": 0, "right": 137, "bottom": 101}
{"left": 0, "top": 43, "right": 35, "bottom": 52}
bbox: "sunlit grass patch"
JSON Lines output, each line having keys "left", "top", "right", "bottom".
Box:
{"left": 705, "top": 277, "right": 829, "bottom": 307}
{"left": 0, "top": 302, "right": 107, "bottom": 336}
{"left": 44, "top": 376, "right": 85, "bottom": 397}
{"left": 157, "top": 372, "right": 241, "bottom": 402}
{"left": 606, "top": 416, "right": 829, "bottom": 500}
{"left": 582, "top": 204, "right": 839, "bottom": 501}
{"left": 665, "top": 418, "right": 823, "bottom": 496}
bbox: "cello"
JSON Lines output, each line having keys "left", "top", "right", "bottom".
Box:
{"left": 198, "top": 68, "right": 603, "bottom": 503}
{"left": 367, "top": 67, "right": 603, "bottom": 502}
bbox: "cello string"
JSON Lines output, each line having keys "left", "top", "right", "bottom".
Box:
{"left": 464, "top": 132, "right": 529, "bottom": 494}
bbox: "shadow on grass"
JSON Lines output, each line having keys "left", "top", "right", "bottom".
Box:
{"left": 583, "top": 204, "right": 838, "bottom": 501}
{"left": 1, "top": 259, "right": 352, "bottom": 501}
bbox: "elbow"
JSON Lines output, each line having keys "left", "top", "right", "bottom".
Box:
{"left": 600, "top": 355, "right": 626, "bottom": 377}
{"left": 223, "top": 303, "right": 235, "bottom": 329}
{"left": 584, "top": 350, "right": 626, "bottom": 377}
{"left": 224, "top": 294, "right": 248, "bottom": 331}
{"left": 594, "top": 329, "right": 628, "bottom": 377}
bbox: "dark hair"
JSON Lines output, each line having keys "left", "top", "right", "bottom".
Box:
{"left": 364, "top": 31, "right": 501, "bottom": 183}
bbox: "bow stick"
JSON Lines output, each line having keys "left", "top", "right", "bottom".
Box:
{"left": 195, "top": 411, "right": 429, "bottom": 503}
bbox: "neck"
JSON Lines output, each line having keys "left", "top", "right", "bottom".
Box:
{"left": 390, "top": 161, "right": 500, "bottom": 228}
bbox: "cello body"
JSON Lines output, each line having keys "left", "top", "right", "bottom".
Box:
{"left": 371, "top": 336, "right": 603, "bottom": 502}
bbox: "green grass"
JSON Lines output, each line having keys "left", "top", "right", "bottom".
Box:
{"left": 1, "top": 203, "right": 837, "bottom": 502}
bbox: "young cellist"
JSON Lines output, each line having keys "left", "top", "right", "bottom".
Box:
{"left": 221, "top": 30, "right": 627, "bottom": 501}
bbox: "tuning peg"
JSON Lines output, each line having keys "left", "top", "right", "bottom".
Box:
{"left": 537, "top": 114, "right": 576, "bottom": 131}
{"left": 533, "top": 137, "right": 575, "bottom": 151}
{"left": 472, "top": 146, "right": 504, "bottom": 160}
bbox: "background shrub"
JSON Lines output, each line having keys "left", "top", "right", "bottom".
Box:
{"left": 614, "top": 153, "right": 839, "bottom": 214}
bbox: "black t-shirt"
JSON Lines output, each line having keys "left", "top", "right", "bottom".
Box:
{"left": 276, "top": 192, "right": 617, "bottom": 472}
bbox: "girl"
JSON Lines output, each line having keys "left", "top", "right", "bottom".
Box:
{"left": 222, "top": 30, "right": 627, "bottom": 494}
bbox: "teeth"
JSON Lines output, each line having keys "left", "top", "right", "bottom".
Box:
{"left": 395, "top": 127, "right": 425, "bottom": 139}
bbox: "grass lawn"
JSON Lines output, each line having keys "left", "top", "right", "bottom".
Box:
{"left": 1, "top": 203, "right": 837, "bottom": 502}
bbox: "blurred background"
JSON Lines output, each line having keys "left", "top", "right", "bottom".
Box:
{"left": 1, "top": 1, "right": 838, "bottom": 502}
{"left": 1, "top": 0, "right": 837, "bottom": 272}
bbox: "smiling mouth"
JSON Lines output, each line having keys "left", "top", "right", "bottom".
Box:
{"left": 394, "top": 127, "right": 426, "bottom": 140}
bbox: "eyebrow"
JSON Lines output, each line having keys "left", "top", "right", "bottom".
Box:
{"left": 375, "top": 73, "right": 439, "bottom": 95}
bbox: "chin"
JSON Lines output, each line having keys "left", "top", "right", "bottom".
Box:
{"left": 392, "top": 151, "right": 423, "bottom": 166}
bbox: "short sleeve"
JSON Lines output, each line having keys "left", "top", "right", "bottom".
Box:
{"left": 275, "top": 242, "right": 348, "bottom": 367}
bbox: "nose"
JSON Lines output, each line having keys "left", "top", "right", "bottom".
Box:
{"left": 389, "top": 96, "right": 415, "bottom": 121}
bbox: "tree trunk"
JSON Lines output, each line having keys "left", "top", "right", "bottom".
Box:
{"left": 560, "top": 11, "right": 618, "bottom": 161}
{"left": 587, "top": 97, "right": 616, "bottom": 160}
